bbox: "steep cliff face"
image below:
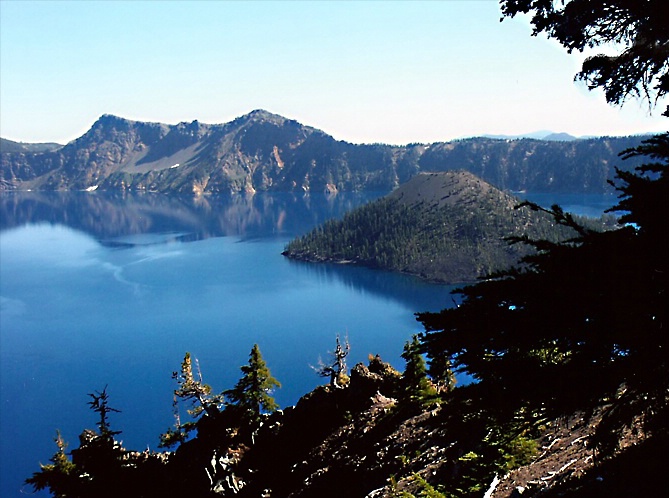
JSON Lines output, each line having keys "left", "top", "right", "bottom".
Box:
{"left": 0, "top": 110, "right": 648, "bottom": 193}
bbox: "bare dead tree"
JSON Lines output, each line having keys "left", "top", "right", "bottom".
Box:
{"left": 314, "top": 334, "right": 351, "bottom": 388}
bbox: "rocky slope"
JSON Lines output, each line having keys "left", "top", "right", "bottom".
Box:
{"left": 1, "top": 110, "right": 648, "bottom": 194}
{"left": 0, "top": 138, "right": 62, "bottom": 154}
{"left": 32, "top": 355, "right": 665, "bottom": 498}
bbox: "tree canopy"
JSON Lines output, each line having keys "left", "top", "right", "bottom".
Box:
{"left": 283, "top": 171, "right": 614, "bottom": 283}
{"left": 401, "top": 335, "right": 437, "bottom": 407}
{"left": 500, "top": 0, "right": 669, "bottom": 116}
{"left": 415, "top": 0, "right": 669, "bottom": 450}
{"left": 224, "top": 344, "right": 281, "bottom": 426}
{"left": 419, "top": 133, "right": 667, "bottom": 440}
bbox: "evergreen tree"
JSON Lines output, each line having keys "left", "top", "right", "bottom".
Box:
{"left": 413, "top": 2, "right": 669, "bottom": 488}
{"left": 416, "top": 0, "right": 668, "bottom": 450}
{"left": 160, "top": 352, "right": 223, "bottom": 448}
{"left": 172, "top": 352, "right": 223, "bottom": 417}
{"left": 25, "top": 431, "right": 78, "bottom": 497}
{"left": 87, "top": 386, "right": 121, "bottom": 439}
{"left": 419, "top": 136, "right": 668, "bottom": 446}
{"left": 26, "top": 388, "right": 131, "bottom": 497}
{"left": 426, "top": 349, "right": 456, "bottom": 394}
{"left": 401, "top": 335, "right": 437, "bottom": 406}
{"left": 224, "top": 344, "right": 281, "bottom": 427}
{"left": 500, "top": 0, "right": 669, "bottom": 116}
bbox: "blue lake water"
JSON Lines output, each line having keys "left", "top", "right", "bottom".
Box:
{"left": 0, "top": 190, "right": 618, "bottom": 497}
{"left": 520, "top": 192, "right": 621, "bottom": 219}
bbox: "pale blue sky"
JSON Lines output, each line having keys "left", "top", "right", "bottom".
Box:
{"left": 1, "top": 0, "right": 666, "bottom": 145}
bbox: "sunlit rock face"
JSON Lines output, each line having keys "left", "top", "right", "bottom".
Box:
{"left": 1, "top": 110, "right": 647, "bottom": 194}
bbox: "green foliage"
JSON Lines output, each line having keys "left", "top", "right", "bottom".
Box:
{"left": 451, "top": 451, "right": 492, "bottom": 496}
{"left": 25, "top": 431, "right": 78, "bottom": 495}
{"left": 419, "top": 133, "right": 668, "bottom": 447}
{"left": 224, "top": 344, "right": 281, "bottom": 427}
{"left": 411, "top": 475, "right": 447, "bottom": 498}
{"left": 389, "top": 473, "right": 449, "bottom": 498}
{"left": 160, "top": 352, "right": 224, "bottom": 448}
{"left": 501, "top": 0, "right": 669, "bottom": 116}
{"left": 419, "top": 408, "right": 539, "bottom": 498}
{"left": 284, "top": 177, "right": 610, "bottom": 283}
{"left": 401, "top": 335, "right": 437, "bottom": 407}
{"left": 388, "top": 475, "right": 414, "bottom": 497}
{"left": 407, "top": 474, "right": 448, "bottom": 498}
{"left": 172, "top": 352, "right": 222, "bottom": 418}
{"left": 25, "top": 389, "right": 140, "bottom": 498}
{"left": 87, "top": 386, "right": 121, "bottom": 438}
{"left": 503, "top": 435, "right": 539, "bottom": 470}
{"left": 426, "top": 349, "right": 456, "bottom": 394}
{"left": 158, "top": 420, "right": 196, "bottom": 449}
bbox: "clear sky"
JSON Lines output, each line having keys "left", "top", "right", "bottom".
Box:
{"left": 1, "top": 0, "right": 666, "bottom": 145}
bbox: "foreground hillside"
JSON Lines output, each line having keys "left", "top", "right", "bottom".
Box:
{"left": 1, "top": 110, "right": 647, "bottom": 193}
{"left": 283, "top": 171, "right": 616, "bottom": 283}
{"left": 25, "top": 353, "right": 666, "bottom": 498}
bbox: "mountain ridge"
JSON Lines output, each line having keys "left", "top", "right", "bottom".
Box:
{"left": 0, "top": 137, "right": 63, "bottom": 154}
{"left": 1, "top": 110, "right": 649, "bottom": 194}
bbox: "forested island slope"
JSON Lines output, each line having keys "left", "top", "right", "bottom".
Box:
{"left": 283, "top": 171, "right": 615, "bottom": 283}
{"left": 1, "top": 110, "right": 647, "bottom": 194}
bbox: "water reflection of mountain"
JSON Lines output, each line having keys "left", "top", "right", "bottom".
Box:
{"left": 0, "top": 191, "right": 385, "bottom": 243}
{"left": 1, "top": 190, "right": 456, "bottom": 317}
{"left": 286, "top": 257, "right": 460, "bottom": 315}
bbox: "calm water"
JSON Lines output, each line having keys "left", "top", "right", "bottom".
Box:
{"left": 0, "top": 190, "right": 617, "bottom": 497}
{"left": 520, "top": 192, "right": 620, "bottom": 218}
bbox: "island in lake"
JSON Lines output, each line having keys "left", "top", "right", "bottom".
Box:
{"left": 283, "top": 170, "right": 618, "bottom": 283}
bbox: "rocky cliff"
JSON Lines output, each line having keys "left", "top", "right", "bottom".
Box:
{"left": 1, "top": 110, "right": 648, "bottom": 194}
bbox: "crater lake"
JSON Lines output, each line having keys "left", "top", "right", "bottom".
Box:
{"left": 0, "top": 190, "right": 616, "bottom": 497}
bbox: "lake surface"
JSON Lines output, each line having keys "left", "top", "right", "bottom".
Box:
{"left": 0, "top": 190, "right": 618, "bottom": 497}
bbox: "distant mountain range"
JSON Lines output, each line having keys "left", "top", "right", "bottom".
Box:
{"left": 481, "top": 131, "right": 578, "bottom": 141}
{"left": 0, "top": 110, "right": 649, "bottom": 193}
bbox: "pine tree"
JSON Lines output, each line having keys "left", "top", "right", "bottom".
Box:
{"left": 419, "top": 135, "right": 668, "bottom": 441}
{"left": 172, "top": 352, "right": 222, "bottom": 418}
{"left": 160, "top": 352, "right": 223, "bottom": 448}
{"left": 224, "top": 344, "right": 281, "bottom": 427}
{"left": 427, "top": 349, "right": 456, "bottom": 394}
{"left": 25, "top": 431, "right": 78, "bottom": 496}
{"left": 87, "top": 386, "right": 121, "bottom": 439}
{"left": 401, "top": 335, "right": 437, "bottom": 406}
